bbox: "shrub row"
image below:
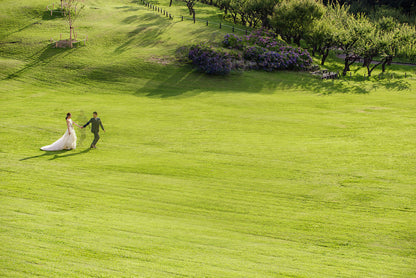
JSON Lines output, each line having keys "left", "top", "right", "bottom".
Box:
{"left": 187, "top": 29, "right": 313, "bottom": 75}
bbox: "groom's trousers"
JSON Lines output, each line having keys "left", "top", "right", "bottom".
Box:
{"left": 91, "top": 132, "right": 100, "bottom": 147}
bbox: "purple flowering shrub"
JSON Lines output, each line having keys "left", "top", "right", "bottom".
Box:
{"left": 223, "top": 33, "right": 246, "bottom": 50}
{"left": 187, "top": 29, "right": 313, "bottom": 75}
{"left": 244, "top": 46, "right": 313, "bottom": 71}
{"left": 243, "top": 46, "right": 267, "bottom": 62}
{"left": 188, "top": 44, "right": 232, "bottom": 75}
{"left": 223, "top": 28, "right": 286, "bottom": 51}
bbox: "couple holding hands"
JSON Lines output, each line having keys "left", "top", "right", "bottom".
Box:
{"left": 41, "top": 111, "right": 105, "bottom": 151}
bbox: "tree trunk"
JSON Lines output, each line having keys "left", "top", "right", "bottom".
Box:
{"left": 69, "top": 10, "right": 73, "bottom": 48}
{"left": 61, "top": 0, "right": 63, "bottom": 9}
{"left": 366, "top": 62, "right": 382, "bottom": 77}
{"left": 294, "top": 36, "right": 301, "bottom": 46}
{"left": 169, "top": 0, "right": 173, "bottom": 7}
{"left": 381, "top": 59, "right": 387, "bottom": 73}
{"left": 261, "top": 15, "right": 269, "bottom": 28}
{"left": 69, "top": 26, "right": 73, "bottom": 48}
{"left": 231, "top": 13, "right": 237, "bottom": 24}
{"left": 342, "top": 55, "right": 358, "bottom": 76}
{"left": 240, "top": 14, "right": 246, "bottom": 26}
{"left": 321, "top": 48, "right": 329, "bottom": 65}
{"left": 381, "top": 55, "right": 393, "bottom": 73}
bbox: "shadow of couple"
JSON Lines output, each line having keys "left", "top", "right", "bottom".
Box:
{"left": 20, "top": 148, "right": 91, "bottom": 161}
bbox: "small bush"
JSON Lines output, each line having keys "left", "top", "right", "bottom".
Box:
{"left": 188, "top": 44, "right": 232, "bottom": 75}
{"left": 222, "top": 33, "right": 246, "bottom": 50}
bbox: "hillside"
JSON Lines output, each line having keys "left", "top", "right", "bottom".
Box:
{"left": 1, "top": 0, "right": 415, "bottom": 277}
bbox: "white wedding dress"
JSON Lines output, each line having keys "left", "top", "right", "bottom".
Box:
{"left": 41, "top": 119, "right": 77, "bottom": 151}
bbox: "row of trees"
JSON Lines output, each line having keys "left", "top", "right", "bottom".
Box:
{"left": 279, "top": 1, "right": 416, "bottom": 76}
{"left": 321, "top": 0, "right": 416, "bottom": 15}
{"left": 175, "top": 0, "right": 416, "bottom": 76}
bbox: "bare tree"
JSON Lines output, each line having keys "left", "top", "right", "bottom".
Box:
{"left": 183, "top": 0, "right": 196, "bottom": 23}
{"left": 171, "top": 0, "right": 196, "bottom": 21}
{"left": 63, "top": 0, "right": 85, "bottom": 47}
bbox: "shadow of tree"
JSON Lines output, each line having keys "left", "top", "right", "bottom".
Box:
{"left": 42, "top": 10, "right": 65, "bottom": 20}
{"left": 4, "top": 45, "right": 76, "bottom": 80}
{"left": 133, "top": 64, "right": 373, "bottom": 98}
{"left": 133, "top": 59, "right": 413, "bottom": 98}
{"left": 115, "top": 5, "right": 140, "bottom": 12}
{"left": 2, "top": 21, "right": 42, "bottom": 38}
{"left": 114, "top": 14, "right": 171, "bottom": 54}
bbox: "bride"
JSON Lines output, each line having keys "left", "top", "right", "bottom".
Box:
{"left": 41, "top": 112, "right": 82, "bottom": 151}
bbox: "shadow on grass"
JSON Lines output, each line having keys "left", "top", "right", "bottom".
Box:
{"left": 114, "top": 14, "right": 171, "bottom": 53}
{"left": 42, "top": 10, "right": 65, "bottom": 20}
{"left": 20, "top": 148, "right": 91, "bottom": 161}
{"left": 133, "top": 61, "right": 413, "bottom": 98}
{"left": 2, "top": 21, "right": 42, "bottom": 38}
{"left": 4, "top": 45, "right": 77, "bottom": 80}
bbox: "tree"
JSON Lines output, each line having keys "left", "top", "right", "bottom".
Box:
{"left": 321, "top": 0, "right": 416, "bottom": 14}
{"left": 358, "top": 28, "right": 386, "bottom": 77}
{"left": 246, "top": 0, "right": 278, "bottom": 28}
{"left": 381, "top": 23, "right": 416, "bottom": 72}
{"left": 329, "top": 3, "right": 372, "bottom": 76}
{"left": 175, "top": 0, "right": 197, "bottom": 22}
{"left": 62, "top": 0, "right": 85, "bottom": 47}
{"left": 306, "top": 11, "right": 337, "bottom": 65}
{"left": 271, "top": 0, "right": 325, "bottom": 46}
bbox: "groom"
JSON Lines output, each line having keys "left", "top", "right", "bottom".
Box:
{"left": 81, "top": 111, "right": 105, "bottom": 148}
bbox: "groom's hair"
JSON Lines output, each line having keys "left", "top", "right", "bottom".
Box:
{"left": 93, "top": 111, "right": 97, "bottom": 115}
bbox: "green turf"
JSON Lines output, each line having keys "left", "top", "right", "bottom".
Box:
{"left": 1, "top": 0, "right": 416, "bottom": 277}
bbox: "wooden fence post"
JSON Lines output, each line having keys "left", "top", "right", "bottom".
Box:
{"left": 206, "top": 20, "right": 208, "bottom": 26}
{"left": 232, "top": 26, "right": 234, "bottom": 33}
{"left": 181, "top": 16, "right": 183, "bottom": 21}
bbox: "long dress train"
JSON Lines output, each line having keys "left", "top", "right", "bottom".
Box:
{"left": 41, "top": 119, "right": 77, "bottom": 151}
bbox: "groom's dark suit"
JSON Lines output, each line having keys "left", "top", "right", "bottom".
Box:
{"left": 83, "top": 117, "right": 105, "bottom": 147}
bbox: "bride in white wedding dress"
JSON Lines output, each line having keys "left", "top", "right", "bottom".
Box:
{"left": 41, "top": 113, "right": 82, "bottom": 151}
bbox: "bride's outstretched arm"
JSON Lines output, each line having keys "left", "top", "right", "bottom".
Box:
{"left": 74, "top": 122, "right": 82, "bottom": 128}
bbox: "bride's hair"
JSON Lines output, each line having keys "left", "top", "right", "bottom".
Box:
{"left": 66, "top": 112, "right": 71, "bottom": 120}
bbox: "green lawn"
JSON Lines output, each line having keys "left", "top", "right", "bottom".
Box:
{"left": 1, "top": 0, "right": 416, "bottom": 277}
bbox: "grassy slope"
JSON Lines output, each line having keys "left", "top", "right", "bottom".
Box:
{"left": 1, "top": 0, "right": 416, "bottom": 277}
